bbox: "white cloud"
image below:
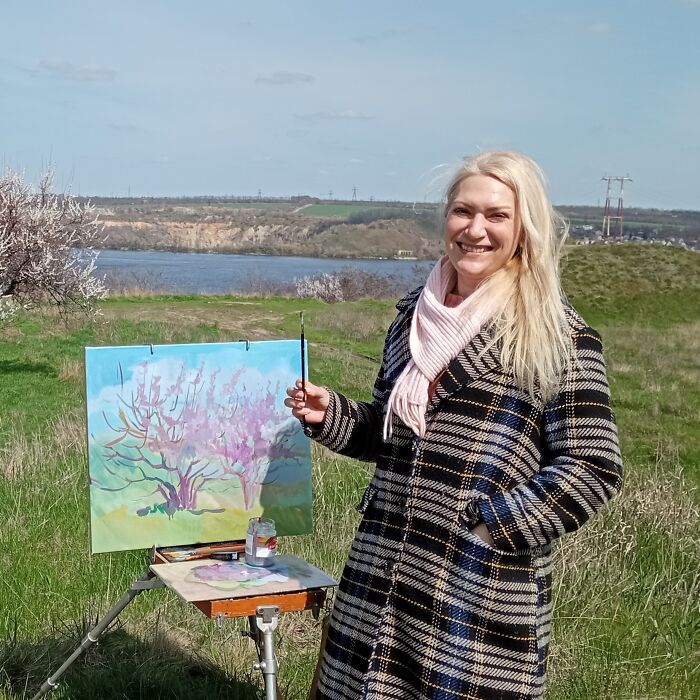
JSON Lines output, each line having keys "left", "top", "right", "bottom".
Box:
{"left": 295, "top": 110, "right": 374, "bottom": 124}
{"left": 255, "top": 71, "right": 315, "bottom": 85}
{"left": 36, "top": 59, "right": 116, "bottom": 81}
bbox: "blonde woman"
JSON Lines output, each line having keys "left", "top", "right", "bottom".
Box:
{"left": 286, "top": 151, "right": 623, "bottom": 700}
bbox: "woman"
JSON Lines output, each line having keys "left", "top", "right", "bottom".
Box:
{"left": 286, "top": 151, "right": 623, "bottom": 700}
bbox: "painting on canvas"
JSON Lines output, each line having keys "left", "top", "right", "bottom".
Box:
{"left": 150, "top": 554, "right": 337, "bottom": 602}
{"left": 85, "top": 340, "right": 310, "bottom": 554}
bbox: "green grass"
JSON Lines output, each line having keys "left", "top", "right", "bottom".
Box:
{"left": 1, "top": 244, "right": 699, "bottom": 699}
{"left": 166, "top": 202, "right": 295, "bottom": 212}
{"left": 300, "top": 203, "right": 377, "bottom": 217}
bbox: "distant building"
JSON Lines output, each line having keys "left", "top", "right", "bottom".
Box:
{"left": 396, "top": 249, "right": 416, "bottom": 259}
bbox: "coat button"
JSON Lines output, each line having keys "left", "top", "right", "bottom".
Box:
{"left": 383, "top": 560, "right": 396, "bottom": 576}
{"left": 397, "top": 497, "right": 407, "bottom": 511}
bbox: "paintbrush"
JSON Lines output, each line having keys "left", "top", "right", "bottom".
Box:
{"left": 159, "top": 541, "right": 246, "bottom": 562}
{"left": 300, "top": 311, "right": 306, "bottom": 428}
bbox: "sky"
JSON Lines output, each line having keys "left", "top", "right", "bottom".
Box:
{"left": 1, "top": 1, "right": 699, "bottom": 209}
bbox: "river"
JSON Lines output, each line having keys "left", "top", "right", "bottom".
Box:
{"left": 94, "top": 249, "right": 434, "bottom": 294}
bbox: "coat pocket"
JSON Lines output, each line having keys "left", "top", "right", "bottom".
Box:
{"left": 438, "top": 511, "right": 541, "bottom": 693}
{"left": 458, "top": 498, "right": 538, "bottom": 558}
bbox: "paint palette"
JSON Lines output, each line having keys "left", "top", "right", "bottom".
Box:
{"left": 151, "top": 554, "right": 337, "bottom": 602}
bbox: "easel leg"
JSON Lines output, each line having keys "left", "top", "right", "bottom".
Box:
{"left": 249, "top": 605, "right": 280, "bottom": 700}
{"left": 31, "top": 567, "right": 164, "bottom": 700}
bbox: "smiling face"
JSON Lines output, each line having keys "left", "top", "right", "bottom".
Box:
{"left": 443, "top": 174, "right": 521, "bottom": 297}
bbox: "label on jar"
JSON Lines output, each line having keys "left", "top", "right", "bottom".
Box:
{"left": 245, "top": 517, "right": 277, "bottom": 565}
{"left": 247, "top": 533, "right": 277, "bottom": 558}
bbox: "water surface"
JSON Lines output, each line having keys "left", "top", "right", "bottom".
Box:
{"left": 95, "top": 249, "right": 433, "bottom": 294}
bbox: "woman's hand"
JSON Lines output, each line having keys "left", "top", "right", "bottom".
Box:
{"left": 285, "top": 380, "right": 330, "bottom": 425}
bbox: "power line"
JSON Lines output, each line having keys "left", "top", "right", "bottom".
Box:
{"left": 601, "top": 175, "right": 632, "bottom": 240}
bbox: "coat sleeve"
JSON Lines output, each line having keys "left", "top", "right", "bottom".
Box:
{"left": 306, "top": 319, "right": 397, "bottom": 462}
{"left": 478, "top": 327, "right": 623, "bottom": 551}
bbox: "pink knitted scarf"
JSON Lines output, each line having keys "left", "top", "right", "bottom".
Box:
{"left": 383, "top": 257, "right": 497, "bottom": 439}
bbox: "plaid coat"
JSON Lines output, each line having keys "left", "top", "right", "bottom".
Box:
{"left": 310, "top": 288, "right": 623, "bottom": 700}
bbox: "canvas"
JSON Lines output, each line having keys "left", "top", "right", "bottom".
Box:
{"left": 150, "top": 554, "right": 337, "bottom": 602}
{"left": 85, "top": 340, "right": 311, "bottom": 553}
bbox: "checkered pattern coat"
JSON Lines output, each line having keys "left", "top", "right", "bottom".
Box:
{"left": 310, "top": 288, "right": 623, "bottom": 700}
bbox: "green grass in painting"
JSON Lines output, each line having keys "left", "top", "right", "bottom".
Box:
{"left": 1, "top": 244, "right": 699, "bottom": 699}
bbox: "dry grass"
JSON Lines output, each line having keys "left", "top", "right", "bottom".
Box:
{"left": 549, "top": 448, "right": 700, "bottom": 696}
{"left": 0, "top": 412, "right": 85, "bottom": 481}
{"left": 98, "top": 301, "right": 281, "bottom": 341}
{"left": 57, "top": 359, "right": 84, "bottom": 384}
{"left": 0, "top": 427, "right": 43, "bottom": 480}
{"left": 313, "top": 305, "right": 396, "bottom": 342}
{"left": 50, "top": 411, "right": 86, "bottom": 458}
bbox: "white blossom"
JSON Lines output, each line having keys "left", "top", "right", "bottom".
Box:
{"left": 0, "top": 171, "right": 106, "bottom": 322}
{"left": 295, "top": 273, "right": 344, "bottom": 303}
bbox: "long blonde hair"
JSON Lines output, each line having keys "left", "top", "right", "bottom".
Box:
{"left": 443, "top": 151, "right": 573, "bottom": 401}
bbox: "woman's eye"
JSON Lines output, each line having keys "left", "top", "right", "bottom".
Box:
{"left": 490, "top": 212, "right": 507, "bottom": 221}
{"left": 452, "top": 207, "right": 470, "bottom": 217}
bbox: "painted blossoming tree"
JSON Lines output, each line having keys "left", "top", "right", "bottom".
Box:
{"left": 94, "top": 361, "right": 300, "bottom": 517}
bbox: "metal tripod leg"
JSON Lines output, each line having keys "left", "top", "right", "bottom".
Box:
{"left": 248, "top": 605, "right": 280, "bottom": 700}
{"left": 31, "top": 567, "right": 164, "bottom": 700}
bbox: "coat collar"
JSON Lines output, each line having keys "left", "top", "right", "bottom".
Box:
{"left": 395, "top": 286, "right": 423, "bottom": 312}
{"left": 393, "top": 285, "right": 504, "bottom": 409}
{"left": 428, "top": 327, "right": 502, "bottom": 410}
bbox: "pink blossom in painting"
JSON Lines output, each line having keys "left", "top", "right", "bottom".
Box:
{"left": 94, "top": 360, "right": 301, "bottom": 517}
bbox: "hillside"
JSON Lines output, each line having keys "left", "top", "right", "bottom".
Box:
{"left": 94, "top": 198, "right": 699, "bottom": 259}
{"left": 97, "top": 200, "right": 443, "bottom": 259}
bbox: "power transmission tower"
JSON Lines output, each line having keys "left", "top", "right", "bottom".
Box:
{"left": 328, "top": 190, "right": 333, "bottom": 200}
{"left": 352, "top": 186, "right": 358, "bottom": 202}
{"left": 601, "top": 175, "right": 632, "bottom": 241}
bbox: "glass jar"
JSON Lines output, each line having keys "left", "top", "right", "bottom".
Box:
{"left": 245, "top": 517, "right": 277, "bottom": 567}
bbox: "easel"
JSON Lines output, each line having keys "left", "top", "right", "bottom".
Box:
{"left": 32, "top": 547, "right": 333, "bottom": 700}
{"left": 55, "top": 329, "right": 322, "bottom": 698}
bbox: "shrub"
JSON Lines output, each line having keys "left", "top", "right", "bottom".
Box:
{"left": 295, "top": 273, "right": 344, "bottom": 302}
{"left": 0, "top": 170, "right": 106, "bottom": 322}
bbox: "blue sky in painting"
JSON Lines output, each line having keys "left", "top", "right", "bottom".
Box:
{"left": 85, "top": 339, "right": 305, "bottom": 437}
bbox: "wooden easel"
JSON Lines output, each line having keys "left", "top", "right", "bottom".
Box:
{"left": 32, "top": 547, "right": 334, "bottom": 700}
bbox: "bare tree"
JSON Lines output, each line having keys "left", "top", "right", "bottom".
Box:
{"left": 0, "top": 170, "right": 106, "bottom": 322}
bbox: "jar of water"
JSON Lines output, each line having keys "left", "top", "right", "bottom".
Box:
{"left": 245, "top": 517, "right": 277, "bottom": 567}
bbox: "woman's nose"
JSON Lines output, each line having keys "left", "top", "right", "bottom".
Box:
{"left": 467, "top": 212, "right": 486, "bottom": 235}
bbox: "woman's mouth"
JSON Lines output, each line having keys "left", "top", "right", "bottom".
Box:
{"left": 456, "top": 242, "right": 492, "bottom": 254}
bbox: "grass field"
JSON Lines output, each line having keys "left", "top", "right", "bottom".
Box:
{"left": 300, "top": 203, "right": 378, "bottom": 217}
{"left": 202, "top": 202, "right": 295, "bottom": 211}
{"left": 1, "top": 244, "right": 699, "bottom": 699}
